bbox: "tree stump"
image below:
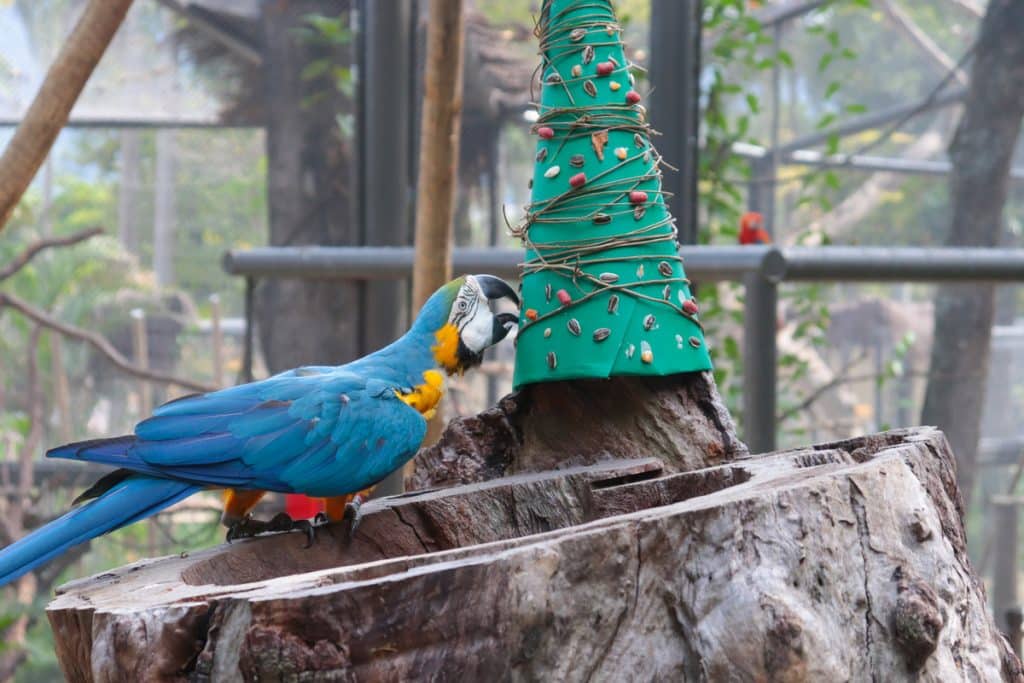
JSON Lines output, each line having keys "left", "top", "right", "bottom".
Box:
{"left": 48, "top": 427, "right": 1020, "bottom": 681}
{"left": 409, "top": 372, "right": 745, "bottom": 489}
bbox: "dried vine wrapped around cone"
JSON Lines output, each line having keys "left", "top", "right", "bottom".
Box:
{"left": 513, "top": 0, "right": 711, "bottom": 387}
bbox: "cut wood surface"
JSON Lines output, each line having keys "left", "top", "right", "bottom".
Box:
{"left": 49, "top": 427, "right": 1020, "bottom": 681}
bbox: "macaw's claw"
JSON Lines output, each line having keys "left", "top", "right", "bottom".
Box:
{"left": 342, "top": 495, "right": 366, "bottom": 541}
{"left": 225, "top": 512, "right": 320, "bottom": 547}
{"left": 225, "top": 513, "right": 257, "bottom": 543}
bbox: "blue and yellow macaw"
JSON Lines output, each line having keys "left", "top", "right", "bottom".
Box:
{"left": 0, "top": 275, "right": 518, "bottom": 587}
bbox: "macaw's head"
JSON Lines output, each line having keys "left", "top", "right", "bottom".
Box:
{"left": 418, "top": 274, "right": 519, "bottom": 375}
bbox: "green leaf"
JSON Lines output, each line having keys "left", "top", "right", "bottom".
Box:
{"left": 723, "top": 336, "right": 740, "bottom": 360}
{"left": 745, "top": 94, "right": 760, "bottom": 114}
{"left": 300, "top": 59, "right": 331, "bottom": 81}
{"left": 826, "top": 133, "right": 841, "bottom": 155}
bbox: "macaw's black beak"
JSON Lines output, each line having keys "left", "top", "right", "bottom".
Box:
{"left": 475, "top": 274, "right": 519, "bottom": 307}
{"left": 491, "top": 312, "right": 519, "bottom": 344}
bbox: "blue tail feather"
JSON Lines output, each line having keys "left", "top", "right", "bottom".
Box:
{"left": 45, "top": 435, "right": 136, "bottom": 461}
{"left": 0, "top": 476, "right": 199, "bottom": 587}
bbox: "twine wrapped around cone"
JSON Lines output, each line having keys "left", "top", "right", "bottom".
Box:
{"left": 512, "top": 0, "right": 711, "bottom": 388}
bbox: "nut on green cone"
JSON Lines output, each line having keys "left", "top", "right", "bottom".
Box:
{"left": 512, "top": 0, "right": 712, "bottom": 388}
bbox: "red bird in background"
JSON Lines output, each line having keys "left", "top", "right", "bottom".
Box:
{"left": 739, "top": 211, "right": 771, "bottom": 245}
{"left": 738, "top": 210, "right": 784, "bottom": 330}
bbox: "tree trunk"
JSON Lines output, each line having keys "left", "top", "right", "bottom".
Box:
{"left": 0, "top": 0, "right": 134, "bottom": 229}
{"left": 47, "top": 427, "right": 1021, "bottom": 681}
{"left": 410, "top": 372, "right": 744, "bottom": 489}
{"left": 255, "top": 0, "right": 359, "bottom": 373}
{"left": 117, "top": 130, "right": 141, "bottom": 254}
{"left": 921, "top": 0, "right": 1024, "bottom": 505}
{"left": 153, "top": 130, "right": 177, "bottom": 287}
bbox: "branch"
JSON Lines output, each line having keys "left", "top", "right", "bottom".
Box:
{"left": 777, "top": 349, "right": 870, "bottom": 423}
{"left": 34, "top": 541, "right": 93, "bottom": 595}
{"left": 0, "top": 0, "right": 135, "bottom": 229}
{"left": 879, "top": 0, "right": 968, "bottom": 85}
{"left": 0, "top": 292, "right": 215, "bottom": 393}
{"left": 794, "top": 124, "right": 949, "bottom": 244}
{"left": 946, "top": 0, "right": 983, "bottom": 18}
{"left": 0, "top": 650, "right": 27, "bottom": 683}
{"left": 0, "top": 227, "right": 104, "bottom": 282}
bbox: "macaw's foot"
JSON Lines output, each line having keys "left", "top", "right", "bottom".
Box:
{"left": 225, "top": 512, "right": 322, "bottom": 547}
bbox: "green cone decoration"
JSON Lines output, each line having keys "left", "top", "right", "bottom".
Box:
{"left": 512, "top": 0, "right": 712, "bottom": 388}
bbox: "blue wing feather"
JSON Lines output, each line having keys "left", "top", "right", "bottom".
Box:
{"left": 47, "top": 370, "right": 429, "bottom": 496}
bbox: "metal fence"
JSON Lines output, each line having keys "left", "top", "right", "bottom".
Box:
{"left": 224, "top": 244, "right": 1024, "bottom": 453}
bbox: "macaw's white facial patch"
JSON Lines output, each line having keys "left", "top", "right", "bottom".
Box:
{"left": 450, "top": 277, "right": 496, "bottom": 354}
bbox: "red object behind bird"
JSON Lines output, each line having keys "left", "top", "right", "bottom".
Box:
{"left": 739, "top": 211, "right": 771, "bottom": 245}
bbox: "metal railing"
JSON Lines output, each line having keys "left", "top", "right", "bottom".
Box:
{"left": 224, "top": 244, "right": 1024, "bottom": 453}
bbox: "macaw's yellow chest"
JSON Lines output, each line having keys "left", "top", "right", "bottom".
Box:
{"left": 396, "top": 370, "right": 445, "bottom": 420}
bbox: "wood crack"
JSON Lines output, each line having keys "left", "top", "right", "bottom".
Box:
{"left": 584, "top": 529, "right": 641, "bottom": 682}
{"left": 392, "top": 507, "right": 431, "bottom": 553}
{"left": 849, "top": 478, "right": 879, "bottom": 683}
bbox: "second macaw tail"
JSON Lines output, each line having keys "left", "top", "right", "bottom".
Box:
{"left": 0, "top": 475, "right": 199, "bottom": 587}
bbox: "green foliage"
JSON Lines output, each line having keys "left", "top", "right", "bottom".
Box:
{"left": 297, "top": 12, "right": 356, "bottom": 136}
{"left": 697, "top": 0, "right": 871, "bottom": 441}
{"left": 171, "top": 129, "right": 268, "bottom": 309}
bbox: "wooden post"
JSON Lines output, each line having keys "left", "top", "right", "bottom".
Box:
{"left": 992, "top": 495, "right": 1020, "bottom": 636}
{"left": 1008, "top": 607, "right": 1023, "bottom": 659}
{"left": 209, "top": 294, "right": 224, "bottom": 388}
{"left": 411, "top": 0, "right": 465, "bottom": 311}
{"left": 130, "top": 309, "right": 151, "bottom": 417}
{"left": 405, "top": 0, "right": 466, "bottom": 486}
{"left": 50, "top": 333, "right": 72, "bottom": 443}
{"left": 0, "top": 0, "right": 134, "bottom": 228}
{"left": 130, "top": 308, "right": 158, "bottom": 557}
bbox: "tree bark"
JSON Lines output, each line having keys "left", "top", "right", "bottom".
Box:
{"left": 921, "top": 0, "right": 1024, "bottom": 505}
{"left": 0, "top": 0, "right": 134, "bottom": 229}
{"left": 255, "top": 0, "right": 359, "bottom": 373}
{"left": 47, "top": 428, "right": 1021, "bottom": 681}
{"left": 410, "top": 372, "right": 745, "bottom": 489}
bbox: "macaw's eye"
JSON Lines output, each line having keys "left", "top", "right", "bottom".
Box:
{"left": 456, "top": 300, "right": 469, "bottom": 312}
